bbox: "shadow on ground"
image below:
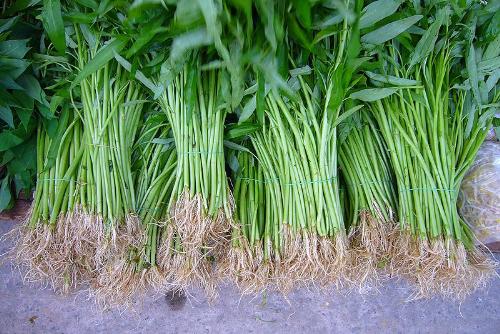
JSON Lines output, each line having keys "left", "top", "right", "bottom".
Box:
{"left": 1, "top": 220, "right": 499, "bottom": 334}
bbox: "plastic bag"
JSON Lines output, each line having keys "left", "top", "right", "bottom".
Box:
{"left": 459, "top": 141, "right": 500, "bottom": 251}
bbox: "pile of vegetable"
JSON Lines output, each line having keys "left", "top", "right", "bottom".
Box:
{"left": 458, "top": 142, "right": 500, "bottom": 251}
{"left": 2, "top": 0, "right": 498, "bottom": 306}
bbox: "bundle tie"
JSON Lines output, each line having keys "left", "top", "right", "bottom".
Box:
{"left": 401, "top": 187, "right": 456, "bottom": 193}
{"left": 350, "top": 179, "right": 392, "bottom": 187}
{"left": 177, "top": 150, "right": 224, "bottom": 155}
{"left": 88, "top": 143, "right": 117, "bottom": 149}
{"left": 237, "top": 176, "right": 337, "bottom": 185}
{"left": 37, "top": 178, "right": 89, "bottom": 186}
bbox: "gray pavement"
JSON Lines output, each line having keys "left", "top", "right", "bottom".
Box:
{"left": 1, "top": 219, "right": 499, "bottom": 334}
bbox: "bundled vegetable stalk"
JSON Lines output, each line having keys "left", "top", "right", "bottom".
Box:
{"left": 71, "top": 29, "right": 150, "bottom": 304}
{"left": 14, "top": 110, "right": 85, "bottom": 292}
{"left": 225, "top": 0, "right": 369, "bottom": 292}
{"left": 370, "top": 44, "right": 496, "bottom": 299}
{"left": 226, "top": 75, "right": 348, "bottom": 292}
{"left": 157, "top": 65, "right": 233, "bottom": 295}
{"left": 339, "top": 111, "right": 397, "bottom": 286}
{"left": 224, "top": 149, "right": 267, "bottom": 293}
{"left": 133, "top": 111, "right": 177, "bottom": 288}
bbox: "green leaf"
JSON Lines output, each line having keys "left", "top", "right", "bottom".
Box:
{"left": 255, "top": 0, "right": 277, "bottom": 50}
{"left": 74, "top": 0, "right": 98, "bottom": 10}
{"left": 292, "top": 0, "right": 311, "bottom": 29}
{"left": 277, "top": 39, "right": 289, "bottom": 77}
{"left": 239, "top": 96, "right": 256, "bottom": 123}
{"left": 10, "top": 113, "right": 35, "bottom": 139}
{"left": 226, "top": 122, "right": 260, "bottom": 140}
{"left": 315, "top": 14, "right": 343, "bottom": 30}
{"left": 288, "top": 14, "right": 312, "bottom": 51}
{"left": 41, "top": 0, "right": 66, "bottom": 55}
{"left": 360, "top": 0, "right": 402, "bottom": 29}
{"left": 486, "top": 69, "right": 499, "bottom": 92}
{"left": 43, "top": 117, "right": 58, "bottom": 137}
{"left": 174, "top": 0, "right": 203, "bottom": 27}
{"left": 462, "top": 93, "right": 474, "bottom": 138}
{"left": 333, "top": 105, "right": 364, "bottom": 127}
{"left": 64, "top": 11, "right": 98, "bottom": 23}
{"left": 478, "top": 56, "right": 500, "bottom": 75}
{"left": 365, "top": 71, "right": 420, "bottom": 86}
{"left": 96, "top": 0, "right": 113, "bottom": 16}
{"left": 0, "top": 76, "right": 23, "bottom": 90}
{"left": 477, "top": 106, "right": 495, "bottom": 130}
{"left": 409, "top": 9, "right": 447, "bottom": 68}
{"left": 17, "top": 107, "right": 33, "bottom": 130}
{"left": 0, "top": 131, "right": 23, "bottom": 151}
{"left": 79, "top": 24, "right": 96, "bottom": 50}
{"left": 170, "top": 28, "right": 213, "bottom": 62}
{"left": 349, "top": 88, "right": 399, "bottom": 102}
{"left": 289, "top": 65, "right": 312, "bottom": 77}
{"left": 484, "top": 34, "right": 500, "bottom": 60}
{"left": 113, "top": 52, "right": 162, "bottom": 97}
{"left": 0, "top": 106, "right": 14, "bottom": 128}
{"left": 361, "top": 15, "right": 422, "bottom": 45}
{"left": 184, "top": 59, "right": 198, "bottom": 123}
{"left": 346, "top": 56, "right": 372, "bottom": 76}
{"left": 151, "top": 137, "right": 175, "bottom": 151}
{"left": 14, "top": 169, "right": 33, "bottom": 196}
{"left": 484, "top": 0, "right": 500, "bottom": 13}
{"left": 0, "top": 16, "right": 19, "bottom": 33}
{"left": 125, "top": 17, "right": 166, "bottom": 58}
{"left": 327, "top": 0, "right": 355, "bottom": 23}
{"left": 228, "top": 152, "right": 239, "bottom": 173}
{"left": 312, "top": 25, "right": 339, "bottom": 45}
{"left": 48, "top": 95, "right": 64, "bottom": 117}
{"left": 200, "top": 60, "right": 225, "bottom": 71}
{"left": 467, "top": 43, "right": 481, "bottom": 107}
{"left": 0, "top": 90, "right": 18, "bottom": 108}
{"left": 224, "top": 140, "right": 253, "bottom": 154}
{"left": 17, "top": 74, "right": 44, "bottom": 103}
{"left": 12, "top": 90, "right": 35, "bottom": 110}
{"left": 1, "top": 150, "right": 14, "bottom": 166}
{"left": 70, "top": 38, "right": 127, "bottom": 90}
{"left": 256, "top": 57, "right": 293, "bottom": 98}
{"left": 9, "top": 137, "right": 36, "bottom": 177}
{"left": 0, "top": 58, "right": 30, "bottom": 80}
{"left": 0, "top": 39, "right": 30, "bottom": 58}
{"left": 0, "top": 177, "right": 13, "bottom": 212}
{"left": 346, "top": 11, "right": 361, "bottom": 64}
{"left": 5, "top": 0, "right": 40, "bottom": 15}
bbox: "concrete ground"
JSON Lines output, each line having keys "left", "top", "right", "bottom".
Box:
{"left": 1, "top": 219, "right": 499, "bottom": 334}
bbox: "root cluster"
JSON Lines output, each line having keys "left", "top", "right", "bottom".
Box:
{"left": 220, "top": 224, "right": 349, "bottom": 295}
{"left": 155, "top": 191, "right": 233, "bottom": 299}
{"left": 345, "top": 209, "right": 395, "bottom": 291}
{"left": 11, "top": 208, "right": 105, "bottom": 293}
{"left": 388, "top": 230, "right": 497, "bottom": 300}
{"left": 90, "top": 214, "right": 150, "bottom": 307}
{"left": 222, "top": 211, "right": 497, "bottom": 301}
{"left": 11, "top": 206, "right": 155, "bottom": 307}
{"left": 8, "top": 200, "right": 497, "bottom": 307}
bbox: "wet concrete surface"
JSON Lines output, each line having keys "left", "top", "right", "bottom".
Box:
{"left": 1, "top": 220, "right": 499, "bottom": 334}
